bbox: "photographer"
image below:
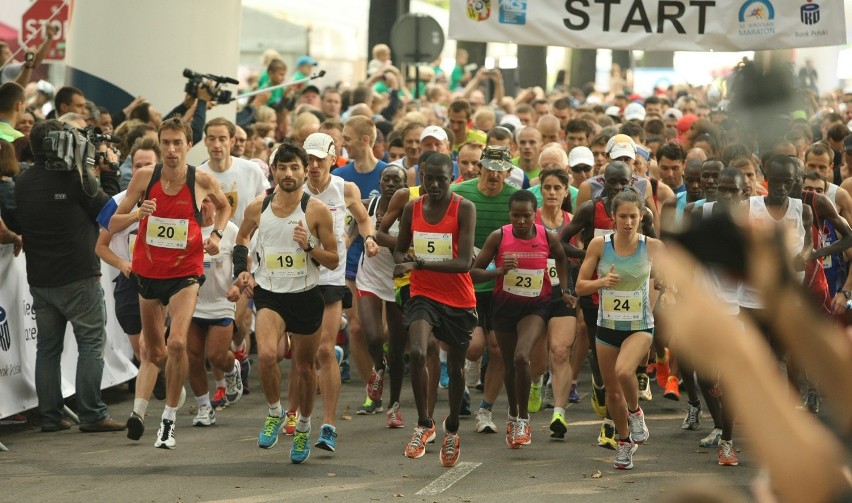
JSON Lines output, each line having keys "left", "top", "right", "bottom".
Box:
{"left": 160, "top": 83, "right": 213, "bottom": 146}
{"left": 14, "top": 119, "right": 125, "bottom": 433}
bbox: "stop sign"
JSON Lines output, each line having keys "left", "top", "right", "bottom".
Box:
{"left": 20, "top": 0, "right": 69, "bottom": 62}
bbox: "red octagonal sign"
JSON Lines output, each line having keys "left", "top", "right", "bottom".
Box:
{"left": 20, "top": 0, "right": 69, "bottom": 62}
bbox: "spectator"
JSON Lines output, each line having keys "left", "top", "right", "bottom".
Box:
{"left": 0, "top": 82, "right": 26, "bottom": 144}
{"left": 0, "top": 24, "right": 57, "bottom": 85}
{"left": 48, "top": 86, "right": 87, "bottom": 120}
{"left": 0, "top": 138, "right": 19, "bottom": 232}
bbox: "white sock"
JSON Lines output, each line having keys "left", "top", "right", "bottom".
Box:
{"left": 268, "top": 401, "right": 282, "bottom": 418}
{"left": 162, "top": 406, "right": 177, "bottom": 422}
{"left": 296, "top": 414, "right": 311, "bottom": 433}
{"left": 133, "top": 398, "right": 148, "bottom": 417}
{"left": 224, "top": 362, "right": 237, "bottom": 377}
{"left": 439, "top": 348, "right": 447, "bottom": 363}
{"left": 554, "top": 407, "right": 566, "bottom": 417}
{"left": 195, "top": 394, "right": 211, "bottom": 408}
{"left": 216, "top": 379, "right": 226, "bottom": 389}
{"left": 508, "top": 414, "right": 518, "bottom": 422}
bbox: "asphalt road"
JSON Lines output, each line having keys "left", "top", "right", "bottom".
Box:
{"left": 1, "top": 359, "right": 756, "bottom": 503}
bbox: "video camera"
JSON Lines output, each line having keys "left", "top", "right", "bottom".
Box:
{"left": 183, "top": 68, "right": 238, "bottom": 104}
{"left": 42, "top": 125, "right": 119, "bottom": 195}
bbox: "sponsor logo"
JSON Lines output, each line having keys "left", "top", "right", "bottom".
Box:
{"left": 738, "top": 0, "right": 776, "bottom": 37}
{"left": 801, "top": 0, "right": 820, "bottom": 25}
{"left": 54, "top": 193, "right": 67, "bottom": 200}
{"left": 466, "top": 0, "right": 490, "bottom": 21}
{"left": 499, "top": 0, "right": 526, "bottom": 26}
{"left": 0, "top": 306, "right": 10, "bottom": 352}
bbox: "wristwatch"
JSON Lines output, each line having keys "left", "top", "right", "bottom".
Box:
{"left": 211, "top": 229, "right": 224, "bottom": 239}
{"left": 304, "top": 236, "right": 316, "bottom": 253}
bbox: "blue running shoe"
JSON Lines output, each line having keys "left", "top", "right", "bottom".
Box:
{"left": 314, "top": 424, "right": 337, "bottom": 452}
{"left": 258, "top": 415, "right": 284, "bottom": 449}
{"left": 334, "top": 346, "right": 344, "bottom": 367}
{"left": 568, "top": 383, "right": 581, "bottom": 404}
{"left": 439, "top": 362, "right": 449, "bottom": 389}
{"left": 290, "top": 429, "right": 311, "bottom": 464}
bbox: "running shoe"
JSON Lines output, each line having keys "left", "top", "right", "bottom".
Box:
{"left": 340, "top": 361, "right": 351, "bottom": 383}
{"left": 597, "top": 419, "right": 617, "bottom": 450}
{"left": 439, "top": 362, "right": 449, "bottom": 389}
{"left": 528, "top": 383, "right": 543, "bottom": 413}
{"left": 284, "top": 410, "right": 297, "bottom": 436}
{"left": 357, "top": 397, "right": 383, "bottom": 415}
{"left": 366, "top": 365, "right": 385, "bottom": 402}
{"left": 664, "top": 375, "right": 681, "bottom": 401}
{"left": 614, "top": 440, "right": 638, "bottom": 470}
{"left": 628, "top": 407, "right": 649, "bottom": 444}
{"left": 718, "top": 439, "right": 739, "bottom": 466}
{"left": 506, "top": 420, "right": 518, "bottom": 448}
{"left": 405, "top": 421, "right": 435, "bottom": 459}
{"left": 646, "top": 361, "right": 656, "bottom": 380}
{"left": 127, "top": 412, "right": 144, "bottom": 441}
{"left": 637, "top": 373, "right": 652, "bottom": 401}
{"left": 290, "top": 429, "right": 311, "bottom": 464}
{"left": 682, "top": 402, "right": 702, "bottom": 431}
{"left": 314, "top": 424, "right": 337, "bottom": 452}
{"left": 234, "top": 350, "right": 251, "bottom": 395}
{"left": 543, "top": 383, "right": 554, "bottom": 409}
{"left": 334, "top": 345, "right": 344, "bottom": 367}
{"left": 460, "top": 387, "right": 471, "bottom": 416}
{"left": 224, "top": 360, "right": 244, "bottom": 405}
{"left": 475, "top": 408, "right": 497, "bottom": 433}
{"left": 804, "top": 389, "right": 820, "bottom": 414}
{"left": 699, "top": 428, "right": 722, "bottom": 448}
{"left": 549, "top": 412, "right": 568, "bottom": 439}
{"left": 655, "top": 349, "right": 671, "bottom": 388}
{"left": 192, "top": 404, "right": 216, "bottom": 427}
{"left": 440, "top": 424, "right": 461, "bottom": 467}
{"left": 591, "top": 380, "right": 607, "bottom": 419}
{"left": 464, "top": 358, "right": 481, "bottom": 388}
{"left": 211, "top": 387, "right": 227, "bottom": 409}
{"left": 512, "top": 418, "right": 531, "bottom": 447}
{"left": 568, "top": 383, "right": 581, "bottom": 404}
{"left": 258, "top": 415, "right": 284, "bottom": 449}
{"left": 154, "top": 419, "right": 176, "bottom": 449}
{"left": 386, "top": 402, "right": 405, "bottom": 428}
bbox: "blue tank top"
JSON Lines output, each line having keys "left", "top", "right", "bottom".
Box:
{"left": 596, "top": 234, "right": 653, "bottom": 331}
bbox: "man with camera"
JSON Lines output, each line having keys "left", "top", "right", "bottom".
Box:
{"left": 109, "top": 117, "right": 230, "bottom": 449}
{"left": 14, "top": 119, "right": 125, "bottom": 433}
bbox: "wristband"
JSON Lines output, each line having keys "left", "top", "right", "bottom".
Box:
{"left": 233, "top": 245, "right": 249, "bottom": 275}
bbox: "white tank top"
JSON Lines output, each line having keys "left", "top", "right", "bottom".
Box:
{"left": 254, "top": 193, "right": 320, "bottom": 293}
{"left": 748, "top": 196, "right": 806, "bottom": 259}
{"left": 355, "top": 197, "right": 396, "bottom": 302}
{"left": 306, "top": 175, "right": 347, "bottom": 286}
{"left": 827, "top": 183, "right": 838, "bottom": 207}
{"left": 195, "top": 222, "right": 239, "bottom": 319}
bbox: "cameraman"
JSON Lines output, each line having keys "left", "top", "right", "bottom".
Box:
{"left": 14, "top": 119, "right": 126, "bottom": 433}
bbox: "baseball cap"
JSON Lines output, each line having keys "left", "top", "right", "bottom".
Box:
{"left": 301, "top": 84, "right": 320, "bottom": 96}
{"left": 419, "top": 125, "right": 448, "bottom": 143}
{"left": 604, "top": 105, "right": 621, "bottom": 119}
{"left": 663, "top": 108, "right": 683, "bottom": 121}
{"left": 479, "top": 145, "right": 513, "bottom": 172}
{"left": 624, "top": 102, "right": 646, "bottom": 122}
{"left": 844, "top": 136, "right": 852, "bottom": 153}
{"left": 605, "top": 133, "right": 636, "bottom": 160}
{"left": 296, "top": 55, "right": 317, "bottom": 67}
{"left": 567, "top": 146, "right": 594, "bottom": 168}
{"left": 303, "top": 132, "right": 335, "bottom": 158}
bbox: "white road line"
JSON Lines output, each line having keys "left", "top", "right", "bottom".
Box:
{"left": 415, "top": 461, "right": 481, "bottom": 495}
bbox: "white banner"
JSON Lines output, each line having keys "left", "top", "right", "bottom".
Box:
{"left": 0, "top": 244, "right": 137, "bottom": 419}
{"left": 449, "top": 0, "right": 846, "bottom": 52}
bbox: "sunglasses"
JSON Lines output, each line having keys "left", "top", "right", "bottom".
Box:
{"left": 570, "top": 165, "right": 593, "bottom": 173}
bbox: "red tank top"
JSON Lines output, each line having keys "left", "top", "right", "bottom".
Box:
{"left": 410, "top": 194, "right": 476, "bottom": 309}
{"left": 133, "top": 165, "right": 204, "bottom": 279}
{"left": 494, "top": 224, "right": 551, "bottom": 303}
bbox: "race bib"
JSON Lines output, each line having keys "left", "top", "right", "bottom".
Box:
{"left": 546, "top": 258, "right": 559, "bottom": 286}
{"left": 264, "top": 249, "right": 307, "bottom": 278}
{"left": 601, "top": 290, "right": 642, "bottom": 321}
{"left": 822, "top": 255, "right": 832, "bottom": 269}
{"left": 504, "top": 268, "right": 544, "bottom": 297}
{"left": 414, "top": 231, "right": 453, "bottom": 262}
{"left": 146, "top": 216, "right": 188, "bottom": 249}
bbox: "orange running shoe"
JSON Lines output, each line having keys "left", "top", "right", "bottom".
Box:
{"left": 512, "top": 419, "right": 532, "bottom": 447}
{"left": 440, "top": 422, "right": 461, "bottom": 467}
{"left": 655, "top": 349, "right": 671, "bottom": 388}
{"left": 663, "top": 375, "right": 681, "bottom": 401}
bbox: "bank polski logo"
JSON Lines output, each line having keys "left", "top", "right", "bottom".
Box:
{"left": 0, "top": 306, "right": 9, "bottom": 352}
{"left": 801, "top": 0, "right": 820, "bottom": 25}
{"left": 738, "top": 0, "right": 776, "bottom": 36}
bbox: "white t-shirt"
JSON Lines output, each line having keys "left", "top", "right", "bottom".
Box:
{"left": 195, "top": 221, "right": 239, "bottom": 320}
{"left": 198, "top": 156, "right": 268, "bottom": 227}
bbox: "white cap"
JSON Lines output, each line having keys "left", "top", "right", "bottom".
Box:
{"left": 303, "top": 132, "right": 335, "bottom": 158}
{"left": 567, "top": 146, "right": 594, "bottom": 168}
{"left": 604, "top": 105, "right": 621, "bottom": 118}
{"left": 499, "top": 114, "right": 522, "bottom": 131}
{"left": 419, "top": 125, "right": 448, "bottom": 143}
{"left": 605, "top": 133, "right": 636, "bottom": 160}
{"left": 624, "top": 102, "right": 646, "bottom": 122}
{"left": 663, "top": 108, "right": 683, "bottom": 121}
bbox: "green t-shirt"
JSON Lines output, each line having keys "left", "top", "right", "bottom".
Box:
{"left": 450, "top": 65, "right": 464, "bottom": 90}
{"left": 453, "top": 129, "right": 487, "bottom": 153}
{"left": 0, "top": 122, "right": 23, "bottom": 142}
{"left": 450, "top": 179, "right": 517, "bottom": 292}
{"left": 529, "top": 184, "right": 579, "bottom": 212}
{"left": 511, "top": 157, "right": 541, "bottom": 180}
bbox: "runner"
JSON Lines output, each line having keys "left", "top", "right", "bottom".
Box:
{"left": 233, "top": 140, "right": 339, "bottom": 463}
{"left": 394, "top": 153, "right": 477, "bottom": 467}
{"left": 575, "top": 188, "right": 668, "bottom": 470}
{"left": 471, "top": 189, "right": 574, "bottom": 448}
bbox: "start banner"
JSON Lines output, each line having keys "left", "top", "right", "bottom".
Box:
{"left": 449, "top": 0, "right": 846, "bottom": 52}
{"left": 0, "top": 244, "right": 137, "bottom": 419}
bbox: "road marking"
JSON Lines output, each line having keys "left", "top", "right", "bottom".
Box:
{"left": 80, "top": 450, "right": 110, "bottom": 455}
{"left": 415, "top": 461, "right": 481, "bottom": 495}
